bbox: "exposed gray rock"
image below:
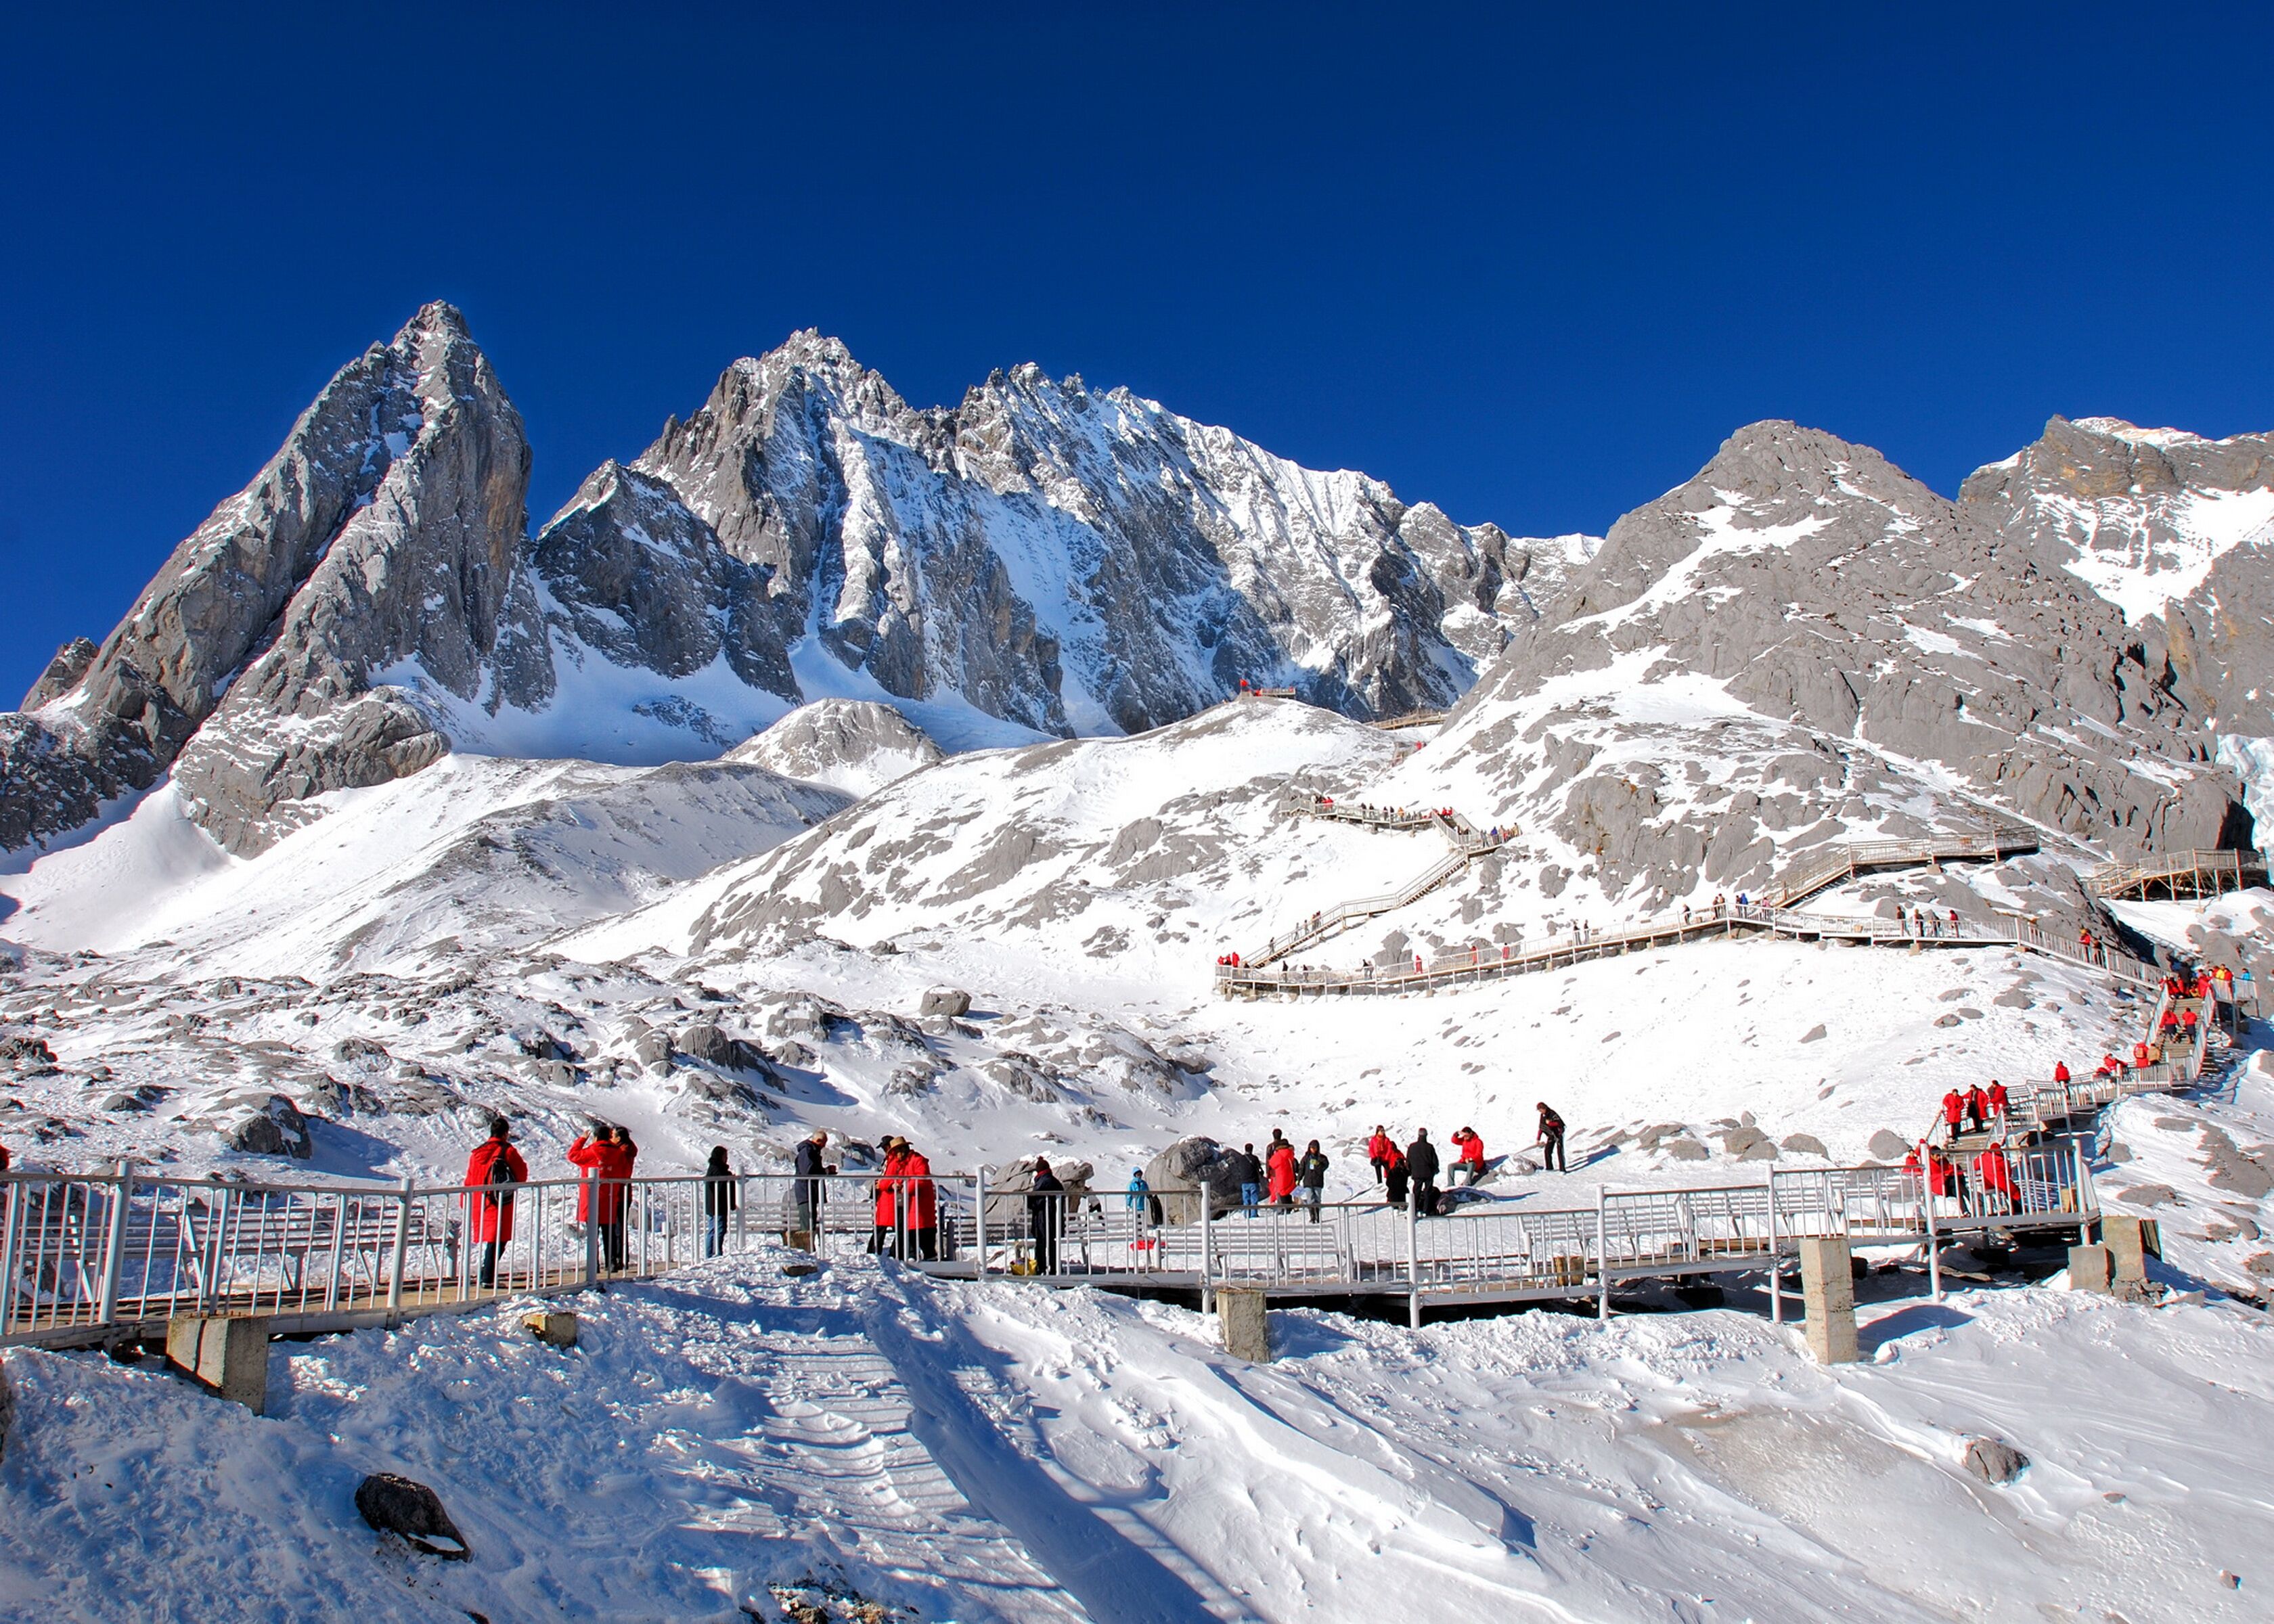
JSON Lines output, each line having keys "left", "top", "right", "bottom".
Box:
{"left": 223, "top": 1095, "right": 312, "bottom": 1159}
{"left": 2116, "top": 1184, "right": 2179, "bottom": 1207}
{"left": 1962, "top": 1438, "right": 2028, "bottom": 1485}
{"left": 1663, "top": 1138, "right": 1710, "bottom": 1161}
{"left": 1867, "top": 1129, "right": 1912, "bottom": 1160}
{"left": 919, "top": 988, "right": 973, "bottom": 1018}
{"left": 1142, "top": 1136, "right": 1244, "bottom": 1223}
{"left": 1799, "top": 1024, "right": 1827, "bottom": 1044}
{"left": 353, "top": 1473, "right": 469, "bottom": 1559}
{"left": 1780, "top": 1133, "right": 1829, "bottom": 1158}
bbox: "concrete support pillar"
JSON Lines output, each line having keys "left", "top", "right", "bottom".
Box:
{"left": 2101, "top": 1215, "right": 2159, "bottom": 1300}
{"left": 166, "top": 1314, "right": 271, "bottom": 1414}
{"left": 1217, "top": 1288, "right": 1272, "bottom": 1361}
{"left": 2068, "top": 1244, "right": 2114, "bottom": 1294}
{"left": 523, "top": 1310, "right": 579, "bottom": 1349}
{"left": 1797, "top": 1236, "right": 1859, "bottom": 1365}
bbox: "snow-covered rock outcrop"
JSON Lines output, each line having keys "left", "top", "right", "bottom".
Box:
{"left": 724, "top": 700, "right": 944, "bottom": 796}
{"left": 1389, "top": 420, "right": 2253, "bottom": 922}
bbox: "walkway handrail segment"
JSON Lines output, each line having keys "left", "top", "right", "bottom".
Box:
{"left": 2086, "top": 848, "right": 2265, "bottom": 899}
{"left": 1243, "top": 797, "right": 1512, "bottom": 966}
{"left": 1220, "top": 897, "right": 2143, "bottom": 999}
{"left": 0, "top": 1169, "right": 979, "bottom": 1347}
{"left": 1228, "top": 821, "right": 2041, "bottom": 990}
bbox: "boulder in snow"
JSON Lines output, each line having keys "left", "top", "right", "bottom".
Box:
{"left": 223, "top": 1095, "right": 312, "bottom": 1159}
{"left": 1867, "top": 1129, "right": 1912, "bottom": 1160}
{"left": 1962, "top": 1438, "right": 2028, "bottom": 1485}
{"left": 354, "top": 1472, "right": 470, "bottom": 1559}
{"left": 920, "top": 987, "right": 973, "bottom": 1018}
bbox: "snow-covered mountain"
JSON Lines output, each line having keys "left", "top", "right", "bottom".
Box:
{"left": 0, "top": 307, "right": 1570, "bottom": 859}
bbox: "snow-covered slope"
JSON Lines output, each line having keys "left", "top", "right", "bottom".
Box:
{"left": 722, "top": 698, "right": 945, "bottom": 796}
{"left": 5, "top": 1249, "right": 2271, "bottom": 1623}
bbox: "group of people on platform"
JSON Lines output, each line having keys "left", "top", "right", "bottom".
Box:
{"left": 1215, "top": 1133, "right": 1334, "bottom": 1220}
{"left": 1353, "top": 1103, "right": 1567, "bottom": 1214}
{"left": 460, "top": 1116, "right": 660, "bottom": 1286}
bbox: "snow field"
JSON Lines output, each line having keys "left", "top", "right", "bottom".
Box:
{"left": 4, "top": 1250, "right": 2271, "bottom": 1622}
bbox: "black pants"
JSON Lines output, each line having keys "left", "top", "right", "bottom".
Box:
{"left": 478, "top": 1240, "right": 500, "bottom": 1288}
{"left": 1032, "top": 1217, "right": 1059, "bottom": 1274}
{"left": 601, "top": 1219, "right": 626, "bottom": 1269}
{"left": 1385, "top": 1170, "right": 1408, "bottom": 1206}
{"left": 1542, "top": 1130, "right": 1566, "bottom": 1172}
{"left": 1413, "top": 1179, "right": 1438, "bottom": 1216}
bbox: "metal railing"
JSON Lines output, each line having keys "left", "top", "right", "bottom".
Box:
{"left": 0, "top": 1169, "right": 987, "bottom": 1345}
{"left": 2085, "top": 848, "right": 2265, "bottom": 899}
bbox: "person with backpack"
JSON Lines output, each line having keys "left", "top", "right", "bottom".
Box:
{"left": 1406, "top": 1129, "right": 1440, "bottom": 1215}
{"left": 1296, "top": 1141, "right": 1329, "bottom": 1221}
{"left": 1366, "top": 1125, "right": 1394, "bottom": 1185}
{"left": 703, "top": 1146, "right": 738, "bottom": 1259}
{"left": 1027, "top": 1158, "right": 1066, "bottom": 1274}
{"left": 464, "top": 1118, "right": 527, "bottom": 1288}
{"left": 1536, "top": 1102, "right": 1567, "bottom": 1173}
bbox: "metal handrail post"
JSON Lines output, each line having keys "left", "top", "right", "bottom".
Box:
{"left": 975, "top": 1168, "right": 989, "bottom": 1279}
{"left": 388, "top": 1176, "right": 412, "bottom": 1314}
{"left": 1199, "top": 1187, "right": 1214, "bottom": 1313}
{"left": 1923, "top": 1156, "right": 1942, "bottom": 1301}
{"left": 1765, "top": 1173, "right": 1781, "bottom": 1325}
{"left": 95, "top": 1160, "right": 134, "bottom": 1328}
{"left": 1596, "top": 1189, "right": 1611, "bottom": 1320}
{"left": 0, "top": 1179, "right": 22, "bottom": 1336}
{"left": 1405, "top": 1181, "right": 1421, "bottom": 1329}
{"left": 585, "top": 1176, "right": 602, "bottom": 1285}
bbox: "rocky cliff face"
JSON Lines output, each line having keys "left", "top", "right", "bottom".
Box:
{"left": 615, "top": 334, "right": 1571, "bottom": 736}
{"left": 1397, "top": 420, "right": 2252, "bottom": 918}
{"left": 0, "top": 304, "right": 524, "bottom": 853}
{"left": 1961, "top": 415, "right": 2274, "bottom": 748}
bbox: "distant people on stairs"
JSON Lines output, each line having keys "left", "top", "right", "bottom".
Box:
{"left": 1406, "top": 1129, "right": 1440, "bottom": 1215}
{"left": 1536, "top": 1102, "right": 1566, "bottom": 1173}
{"left": 1986, "top": 1079, "right": 2010, "bottom": 1135}
{"left": 1297, "top": 1141, "right": 1329, "bottom": 1221}
{"left": 1027, "top": 1158, "right": 1066, "bottom": 1274}
{"left": 1451, "top": 1126, "right": 1486, "bottom": 1184}
{"left": 1941, "top": 1088, "right": 1966, "bottom": 1137}
{"left": 703, "top": 1145, "right": 737, "bottom": 1259}
{"left": 464, "top": 1117, "right": 528, "bottom": 1288}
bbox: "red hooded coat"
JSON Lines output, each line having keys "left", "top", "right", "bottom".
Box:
{"left": 463, "top": 1140, "right": 529, "bottom": 1244}
{"left": 1266, "top": 1143, "right": 1297, "bottom": 1200}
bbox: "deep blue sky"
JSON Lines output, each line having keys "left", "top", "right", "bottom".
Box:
{"left": 3, "top": 4, "right": 2269, "bottom": 704}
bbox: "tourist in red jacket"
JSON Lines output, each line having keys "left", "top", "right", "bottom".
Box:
{"left": 1366, "top": 1126, "right": 1394, "bottom": 1185}
{"left": 1450, "top": 1127, "right": 1486, "bottom": 1185}
{"left": 1266, "top": 1139, "right": 1298, "bottom": 1205}
{"left": 1963, "top": 1085, "right": 1989, "bottom": 1133}
{"left": 464, "top": 1118, "right": 529, "bottom": 1288}
{"left": 1975, "top": 1142, "right": 2015, "bottom": 1215}
{"left": 1986, "top": 1079, "right": 2011, "bottom": 1133}
{"left": 1941, "top": 1089, "right": 1965, "bottom": 1133}
{"left": 570, "top": 1125, "right": 639, "bottom": 1269}
{"left": 2052, "top": 1062, "right": 2070, "bottom": 1085}
{"left": 871, "top": 1137, "right": 908, "bottom": 1255}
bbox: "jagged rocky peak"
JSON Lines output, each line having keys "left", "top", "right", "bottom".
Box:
{"left": 599, "top": 329, "right": 1569, "bottom": 735}
{"left": 1960, "top": 415, "right": 2274, "bottom": 625}
{"left": 0, "top": 301, "right": 520, "bottom": 854}
{"left": 725, "top": 700, "right": 944, "bottom": 796}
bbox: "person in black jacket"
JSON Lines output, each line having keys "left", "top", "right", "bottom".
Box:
{"left": 703, "top": 1145, "right": 738, "bottom": 1258}
{"left": 791, "top": 1130, "right": 831, "bottom": 1246}
{"left": 1295, "top": 1141, "right": 1330, "bottom": 1223}
{"left": 1231, "top": 1143, "right": 1264, "bottom": 1216}
{"left": 1027, "top": 1158, "right": 1067, "bottom": 1273}
{"left": 1536, "top": 1102, "right": 1567, "bottom": 1173}
{"left": 1406, "top": 1129, "right": 1440, "bottom": 1216}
